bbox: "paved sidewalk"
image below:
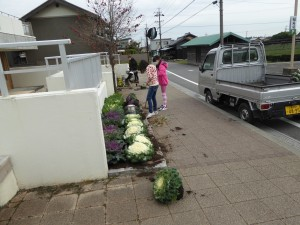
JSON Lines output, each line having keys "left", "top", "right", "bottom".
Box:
{"left": 1, "top": 76, "right": 300, "bottom": 225}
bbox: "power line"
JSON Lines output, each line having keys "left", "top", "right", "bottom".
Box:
{"left": 162, "top": 0, "right": 196, "bottom": 26}
{"left": 162, "top": 2, "right": 216, "bottom": 34}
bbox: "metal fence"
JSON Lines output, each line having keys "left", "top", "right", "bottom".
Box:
{"left": 45, "top": 53, "right": 102, "bottom": 90}
{"left": 0, "top": 39, "right": 103, "bottom": 97}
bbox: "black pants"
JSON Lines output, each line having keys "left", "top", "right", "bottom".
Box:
{"left": 134, "top": 71, "right": 139, "bottom": 82}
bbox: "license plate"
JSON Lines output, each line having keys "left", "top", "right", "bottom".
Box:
{"left": 285, "top": 105, "right": 300, "bottom": 115}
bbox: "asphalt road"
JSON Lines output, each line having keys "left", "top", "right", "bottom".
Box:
{"left": 167, "top": 61, "right": 300, "bottom": 146}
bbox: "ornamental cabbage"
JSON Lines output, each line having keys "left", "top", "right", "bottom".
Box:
{"left": 153, "top": 168, "right": 183, "bottom": 204}
{"left": 125, "top": 114, "right": 141, "bottom": 120}
{"left": 125, "top": 142, "right": 154, "bottom": 163}
{"left": 133, "top": 134, "right": 152, "bottom": 147}
{"left": 126, "top": 120, "right": 143, "bottom": 128}
{"left": 124, "top": 126, "right": 143, "bottom": 139}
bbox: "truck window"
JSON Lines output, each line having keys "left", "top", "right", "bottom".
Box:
{"left": 222, "top": 48, "right": 258, "bottom": 64}
{"left": 203, "top": 53, "right": 216, "bottom": 70}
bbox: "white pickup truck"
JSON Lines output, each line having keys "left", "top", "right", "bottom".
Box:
{"left": 199, "top": 42, "right": 300, "bottom": 123}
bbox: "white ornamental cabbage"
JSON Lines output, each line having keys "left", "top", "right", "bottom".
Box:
{"left": 125, "top": 114, "right": 141, "bottom": 120}
{"left": 134, "top": 134, "right": 153, "bottom": 147}
{"left": 127, "top": 120, "right": 143, "bottom": 128}
{"left": 124, "top": 125, "right": 142, "bottom": 139}
{"left": 126, "top": 141, "right": 154, "bottom": 163}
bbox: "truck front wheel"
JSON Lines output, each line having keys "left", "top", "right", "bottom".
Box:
{"left": 238, "top": 103, "right": 254, "bottom": 123}
{"left": 205, "top": 90, "right": 215, "bottom": 105}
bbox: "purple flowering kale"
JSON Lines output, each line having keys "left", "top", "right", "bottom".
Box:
{"left": 103, "top": 125, "right": 118, "bottom": 134}
{"left": 105, "top": 111, "right": 122, "bottom": 121}
{"left": 105, "top": 140, "right": 125, "bottom": 153}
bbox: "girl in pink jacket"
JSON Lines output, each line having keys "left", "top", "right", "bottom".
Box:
{"left": 153, "top": 55, "right": 168, "bottom": 110}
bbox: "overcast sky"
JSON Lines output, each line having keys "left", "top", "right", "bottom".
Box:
{"left": 1, "top": 0, "right": 298, "bottom": 44}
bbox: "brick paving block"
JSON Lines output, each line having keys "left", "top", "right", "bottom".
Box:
{"left": 107, "top": 176, "right": 132, "bottom": 188}
{"left": 106, "top": 200, "right": 138, "bottom": 224}
{"left": 195, "top": 188, "right": 229, "bottom": 208}
{"left": 73, "top": 206, "right": 105, "bottom": 225}
{"left": 245, "top": 180, "right": 284, "bottom": 199}
{"left": 173, "top": 157, "right": 198, "bottom": 167}
{"left": 203, "top": 204, "right": 247, "bottom": 225}
{"left": 185, "top": 174, "right": 216, "bottom": 190}
{"left": 219, "top": 183, "right": 257, "bottom": 203}
{"left": 8, "top": 217, "right": 41, "bottom": 225}
{"left": 82, "top": 180, "right": 105, "bottom": 192}
{"left": 77, "top": 190, "right": 105, "bottom": 208}
{"left": 270, "top": 177, "right": 300, "bottom": 194}
{"left": 133, "top": 180, "right": 153, "bottom": 199}
{"left": 282, "top": 216, "right": 300, "bottom": 225}
{"left": 45, "top": 194, "right": 77, "bottom": 214}
{"left": 12, "top": 199, "right": 48, "bottom": 219}
{"left": 262, "top": 195, "right": 300, "bottom": 218}
{"left": 254, "top": 220, "right": 285, "bottom": 225}
{"left": 208, "top": 170, "right": 241, "bottom": 186}
{"left": 180, "top": 166, "right": 205, "bottom": 177}
{"left": 277, "top": 161, "right": 300, "bottom": 176}
{"left": 224, "top": 161, "right": 251, "bottom": 170}
{"left": 257, "top": 164, "right": 291, "bottom": 179}
{"left": 201, "top": 164, "right": 229, "bottom": 174}
{"left": 0, "top": 208, "right": 15, "bottom": 221}
{"left": 290, "top": 192, "right": 300, "bottom": 203}
{"left": 168, "top": 192, "right": 201, "bottom": 214}
{"left": 232, "top": 167, "right": 266, "bottom": 182}
{"left": 107, "top": 185, "right": 135, "bottom": 203}
{"left": 141, "top": 215, "right": 174, "bottom": 225}
{"left": 247, "top": 158, "right": 274, "bottom": 167}
{"left": 136, "top": 198, "right": 169, "bottom": 220}
{"left": 10, "top": 191, "right": 27, "bottom": 203}
{"left": 0, "top": 221, "right": 8, "bottom": 225}
{"left": 40, "top": 212, "right": 73, "bottom": 225}
{"left": 172, "top": 210, "right": 210, "bottom": 225}
{"left": 233, "top": 199, "right": 278, "bottom": 224}
{"left": 23, "top": 191, "right": 51, "bottom": 201}
{"left": 270, "top": 155, "right": 300, "bottom": 165}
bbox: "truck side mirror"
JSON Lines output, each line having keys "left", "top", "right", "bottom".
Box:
{"left": 199, "top": 65, "right": 204, "bottom": 73}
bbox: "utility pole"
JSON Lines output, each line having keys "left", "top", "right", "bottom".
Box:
{"left": 145, "top": 24, "right": 150, "bottom": 63}
{"left": 220, "top": 0, "right": 224, "bottom": 45}
{"left": 290, "top": 0, "right": 298, "bottom": 68}
{"left": 155, "top": 8, "right": 164, "bottom": 54}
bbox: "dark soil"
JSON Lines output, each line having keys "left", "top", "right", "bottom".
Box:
{"left": 177, "top": 185, "right": 184, "bottom": 200}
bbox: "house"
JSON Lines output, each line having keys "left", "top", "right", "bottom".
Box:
{"left": 149, "top": 38, "right": 174, "bottom": 55}
{"left": 0, "top": 11, "right": 36, "bottom": 90}
{"left": 164, "top": 32, "right": 196, "bottom": 59}
{"left": 20, "top": 0, "right": 97, "bottom": 65}
{"left": 181, "top": 32, "right": 249, "bottom": 65}
{"left": 117, "top": 38, "right": 132, "bottom": 51}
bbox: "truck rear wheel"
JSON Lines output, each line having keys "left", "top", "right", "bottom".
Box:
{"left": 238, "top": 103, "right": 254, "bottom": 123}
{"left": 205, "top": 90, "right": 215, "bottom": 105}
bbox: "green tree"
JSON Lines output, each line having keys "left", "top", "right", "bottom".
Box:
{"left": 125, "top": 40, "right": 141, "bottom": 54}
{"left": 270, "top": 32, "right": 292, "bottom": 41}
{"left": 73, "top": 0, "right": 143, "bottom": 92}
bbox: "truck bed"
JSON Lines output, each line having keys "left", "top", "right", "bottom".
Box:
{"left": 216, "top": 74, "right": 300, "bottom": 103}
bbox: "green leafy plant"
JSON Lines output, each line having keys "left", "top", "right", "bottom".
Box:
{"left": 291, "top": 69, "right": 300, "bottom": 82}
{"left": 125, "top": 142, "right": 154, "bottom": 163}
{"left": 153, "top": 168, "right": 183, "bottom": 204}
{"left": 102, "top": 93, "right": 124, "bottom": 114}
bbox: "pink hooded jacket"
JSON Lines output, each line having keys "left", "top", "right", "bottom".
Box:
{"left": 157, "top": 60, "right": 168, "bottom": 86}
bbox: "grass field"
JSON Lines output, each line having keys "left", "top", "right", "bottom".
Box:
{"left": 265, "top": 42, "right": 300, "bottom": 56}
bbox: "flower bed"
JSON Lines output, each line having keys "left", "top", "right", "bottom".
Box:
{"left": 102, "top": 92, "right": 164, "bottom": 168}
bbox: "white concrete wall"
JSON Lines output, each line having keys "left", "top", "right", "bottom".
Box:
{"left": 101, "top": 65, "right": 115, "bottom": 97}
{"left": 0, "top": 14, "right": 24, "bottom": 35}
{"left": 115, "top": 64, "right": 129, "bottom": 77}
{"left": 11, "top": 66, "right": 51, "bottom": 88}
{"left": 0, "top": 171, "right": 19, "bottom": 207}
{"left": 0, "top": 88, "right": 108, "bottom": 188}
{"left": 46, "top": 71, "right": 66, "bottom": 91}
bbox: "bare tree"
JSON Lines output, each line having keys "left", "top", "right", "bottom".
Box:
{"left": 72, "top": 0, "right": 143, "bottom": 92}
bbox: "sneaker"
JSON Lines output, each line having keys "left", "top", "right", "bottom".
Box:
{"left": 158, "top": 105, "right": 164, "bottom": 111}
{"left": 159, "top": 105, "right": 168, "bottom": 111}
{"left": 154, "top": 111, "right": 159, "bottom": 115}
{"left": 146, "top": 112, "right": 155, "bottom": 119}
